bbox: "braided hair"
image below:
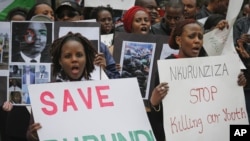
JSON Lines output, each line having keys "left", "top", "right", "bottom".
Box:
{"left": 50, "top": 32, "right": 97, "bottom": 80}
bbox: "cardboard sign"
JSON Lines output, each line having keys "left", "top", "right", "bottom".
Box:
{"left": 157, "top": 54, "right": 249, "bottom": 141}
{"left": 28, "top": 78, "right": 155, "bottom": 141}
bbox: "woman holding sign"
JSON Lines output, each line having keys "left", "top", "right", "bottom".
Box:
{"left": 149, "top": 19, "right": 247, "bottom": 141}
{"left": 121, "top": 6, "right": 169, "bottom": 141}
{"left": 26, "top": 32, "right": 97, "bottom": 141}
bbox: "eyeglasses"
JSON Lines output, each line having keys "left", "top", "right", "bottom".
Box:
{"left": 56, "top": 11, "right": 79, "bottom": 19}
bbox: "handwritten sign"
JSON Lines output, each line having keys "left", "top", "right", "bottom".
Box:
{"left": 85, "top": 0, "right": 135, "bottom": 10}
{"left": 157, "top": 54, "right": 249, "bottom": 141}
{"left": 28, "top": 78, "right": 155, "bottom": 141}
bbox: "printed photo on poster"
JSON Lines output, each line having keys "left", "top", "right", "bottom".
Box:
{"left": 8, "top": 63, "right": 51, "bottom": 105}
{"left": 113, "top": 32, "right": 167, "bottom": 103}
{"left": 10, "top": 21, "right": 53, "bottom": 63}
{"left": 0, "top": 22, "right": 10, "bottom": 67}
{"left": 120, "top": 41, "right": 156, "bottom": 99}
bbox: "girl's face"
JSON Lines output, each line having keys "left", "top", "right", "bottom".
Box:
{"left": 35, "top": 4, "right": 55, "bottom": 20}
{"left": 131, "top": 10, "right": 151, "bottom": 34}
{"left": 97, "top": 10, "right": 113, "bottom": 34}
{"left": 59, "top": 40, "right": 86, "bottom": 81}
{"left": 176, "top": 23, "right": 203, "bottom": 58}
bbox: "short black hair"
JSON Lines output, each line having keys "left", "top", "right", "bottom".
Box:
{"left": 89, "top": 5, "right": 114, "bottom": 21}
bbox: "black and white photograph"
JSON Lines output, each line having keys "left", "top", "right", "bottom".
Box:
{"left": 35, "top": 64, "right": 50, "bottom": 84}
{"left": 10, "top": 21, "right": 53, "bottom": 63}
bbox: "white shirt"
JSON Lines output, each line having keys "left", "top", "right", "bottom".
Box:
{"left": 21, "top": 52, "right": 41, "bottom": 63}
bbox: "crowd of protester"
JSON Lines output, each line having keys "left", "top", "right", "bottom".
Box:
{"left": 1, "top": 0, "right": 250, "bottom": 141}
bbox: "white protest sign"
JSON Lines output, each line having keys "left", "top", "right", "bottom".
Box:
{"left": 157, "top": 54, "right": 249, "bottom": 141}
{"left": 203, "top": 0, "right": 243, "bottom": 56}
{"left": 85, "top": 0, "right": 135, "bottom": 10}
{"left": 28, "top": 78, "right": 155, "bottom": 141}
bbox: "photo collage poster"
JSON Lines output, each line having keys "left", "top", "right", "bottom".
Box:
{"left": 8, "top": 21, "right": 53, "bottom": 105}
{"left": 0, "top": 21, "right": 101, "bottom": 106}
{"left": 113, "top": 32, "right": 169, "bottom": 107}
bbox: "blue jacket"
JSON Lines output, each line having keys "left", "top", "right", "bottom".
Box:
{"left": 100, "top": 42, "right": 120, "bottom": 79}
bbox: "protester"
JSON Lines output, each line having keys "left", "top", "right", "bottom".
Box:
{"left": 241, "top": 2, "right": 250, "bottom": 18}
{"left": 115, "top": 0, "right": 160, "bottom": 32}
{"left": 181, "top": 0, "right": 201, "bottom": 19}
{"left": 55, "top": 0, "right": 83, "bottom": 21}
{"left": 123, "top": 6, "right": 151, "bottom": 34}
{"left": 149, "top": 19, "right": 247, "bottom": 141}
{"left": 26, "top": 2, "right": 54, "bottom": 21}
{"left": 121, "top": 6, "right": 170, "bottom": 136}
{"left": 89, "top": 5, "right": 115, "bottom": 35}
{"left": 151, "top": 0, "right": 185, "bottom": 36}
{"left": 26, "top": 32, "right": 97, "bottom": 141}
{"left": 135, "top": 0, "right": 160, "bottom": 25}
{"left": 55, "top": 0, "right": 120, "bottom": 79}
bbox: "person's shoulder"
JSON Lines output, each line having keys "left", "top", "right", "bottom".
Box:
{"left": 115, "top": 24, "right": 125, "bottom": 32}
{"left": 236, "top": 16, "right": 249, "bottom": 23}
{"left": 151, "top": 22, "right": 161, "bottom": 28}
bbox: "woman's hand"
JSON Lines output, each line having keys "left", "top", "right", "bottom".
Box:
{"left": 150, "top": 82, "right": 169, "bottom": 106}
{"left": 2, "top": 101, "right": 13, "bottom": 111}
{"left": 94, "top": 53, "right": 107, "bottom": 70}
